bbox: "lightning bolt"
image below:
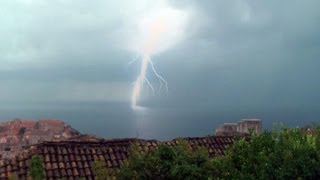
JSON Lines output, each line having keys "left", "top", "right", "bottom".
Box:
{"left": 130, "top": 15, "right": 170, "bottom": 109}
{"left": 129, "top": 5, "right": 190, "bottom": 109}
{"left": 131, "top": 54, "right": 167, "bottom": 109}
{"left": 131, "top": 55, "right": 148, "bottom": 108}
{"left": 145, "top": 77, "right": 155, "bottom": 96}
{"left": 148, "top": 58, "right": 168, "bottom": 94}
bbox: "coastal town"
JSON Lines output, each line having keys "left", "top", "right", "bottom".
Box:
{"left": 0, "top": 119, "right": 319, "bottom": 179}
{"left": 0, "top": 119, "right": 80, "bottom": 158}
{"left": 0, "top": 118, "right": 263, "bottom": 160}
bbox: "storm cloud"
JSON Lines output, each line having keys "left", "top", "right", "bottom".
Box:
{"left": 0, "top": 0, "right": 319, "bottom": 111}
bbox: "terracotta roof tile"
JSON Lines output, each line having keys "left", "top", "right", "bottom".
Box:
{"left": 67, "top": 169, "right": 72, "bottom": 176}
{"left": 0, "top": 136, "right": 242, "bottom": 179}
{"left": 85, "top": 167, "right": 91, "bottom": 176}
{"left": 61, "top": 168, "right": 67, "bottom": 177}
{"left": 65, "top": 162, "right": 71, "bottom": 169}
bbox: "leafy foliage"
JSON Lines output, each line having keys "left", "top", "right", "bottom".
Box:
{"left": 213, "top": 128, "right": 320, "bottom": 179}
{"left": 92, "top": 160, "right": 109, "bottom": 180}
{"left": 8, "top": 172, "right": 18, "bottom": 180}
{"left": 117, "top": 139, "right": 214, "bottom": 179}
{"left": 118, "top": 128, "right": 320, "bottom": 179}
{"left": 29, "top": 155, "right": 45, "bottom": 180}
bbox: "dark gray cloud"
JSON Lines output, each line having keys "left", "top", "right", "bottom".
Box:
{"left": 0, "top": 0, "right": 319, "bottom": 111}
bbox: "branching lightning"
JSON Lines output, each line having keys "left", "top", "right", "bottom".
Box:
{"left": 144, "top": 77, "right": 155, "bottom": 96}
{"left": 131, "top": 54, "right": 166, "bottom": 109}
{"left": 129, "top": 5, "right": 189, "bottom": 109}
{"left": 148, "top": 59, "right": 168, "bottom": 94}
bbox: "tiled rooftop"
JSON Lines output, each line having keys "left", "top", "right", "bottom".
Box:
{"left": 0, "top": 136, "right": 239, "bottom": 179}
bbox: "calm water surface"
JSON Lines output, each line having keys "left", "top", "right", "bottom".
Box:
{"left": 0, "top": 103, "right": 318, "bottom": 140}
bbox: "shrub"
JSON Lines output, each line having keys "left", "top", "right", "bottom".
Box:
{"left": 93, "top": 160, "right": 109, "bottom": 180}
{"left": 118, "top": 128, "right": 320, "bottom": 179}
{"left": 117, "top": 139, "right": 214, "bottom": 179}
{"left": 28, "top": 155, "right": 45, "bottom": 180}
{"left": 214, "top": 128, "right": 320, "bottom": 179}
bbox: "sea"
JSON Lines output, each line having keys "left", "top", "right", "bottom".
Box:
{"left": 0, "top": 102, "right": 318, "bottom": 140}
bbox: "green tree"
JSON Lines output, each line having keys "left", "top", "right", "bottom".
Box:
{"left": 8, "top": 172, "right": 18, "bottom": 180}
{"left": 118, "top": 128, "right": 320, "bottom": 179}
{"left": 213, "top": 128, "right": 320, "bottom": 179}
{"left": 117, "top": 139, "right": 214, "bottom": 179}
{"left": 93, "top": 160, "right": 109, "bottom": 180}
{"left": 29, "top": 155, "right": 45, "bottom": 180}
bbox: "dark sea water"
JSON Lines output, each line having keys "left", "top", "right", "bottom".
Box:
{"left": 0, "top": 103, "right": 319, "bottom": 140}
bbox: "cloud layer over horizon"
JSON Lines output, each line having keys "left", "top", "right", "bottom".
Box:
{"left": 0, "top": 0, "right": 319, "bottom": 111}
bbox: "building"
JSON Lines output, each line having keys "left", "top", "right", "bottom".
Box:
{"left": 215, "top": 123, "right": 238, "bottom": 136}
{"left": 37, "top": 120, "right": 65, "bottom": 133}
{"left": 0, "top": 119, "right": 80, "bottom": 158}
{"left": 237, "top": 119, "right": 262, "bottom": 134}
{"left": 215, "top": 119, "right": 262, "bottom": 136}
{"left": 25, "top": 131, "right": 53, "bottom": 145}
{"left": 20, "top": 121, "right": 35, "bottom": 131}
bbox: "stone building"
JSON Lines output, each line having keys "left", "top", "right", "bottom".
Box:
{"left": 25, "top": 131, "right": 53, "bottom": 145}
{"left": 215, "top": 119, "right": 262, "bottom": 136}
{"left": 237, "top": 119, "right": 262, "bottom": 134}
{"left": 37, "top": 120, "right": 65, "bottom": 133}
{"left": 215, "top": 123, "right": 238, "bottom": 136}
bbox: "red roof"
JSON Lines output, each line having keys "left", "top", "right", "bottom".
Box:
{"left": 20, "top": 121, "right": 35, "bottom": 127}
{"left": 38, "top": 119, "right": 64, "bottom": 125}
{"left": 0, "top": 135, "right": 241, "bottom": 179}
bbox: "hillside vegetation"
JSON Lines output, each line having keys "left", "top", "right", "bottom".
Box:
{"left": 117, "top": 127, "right": 320, "bottom": 179}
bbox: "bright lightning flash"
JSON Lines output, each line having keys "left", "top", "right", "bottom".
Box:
{"left": 130, "top": 6, "right": 189, "bottom": 109}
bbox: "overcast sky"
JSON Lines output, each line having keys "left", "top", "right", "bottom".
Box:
{"left": 0, "top": 0, "right": 319, "bottom": 111}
